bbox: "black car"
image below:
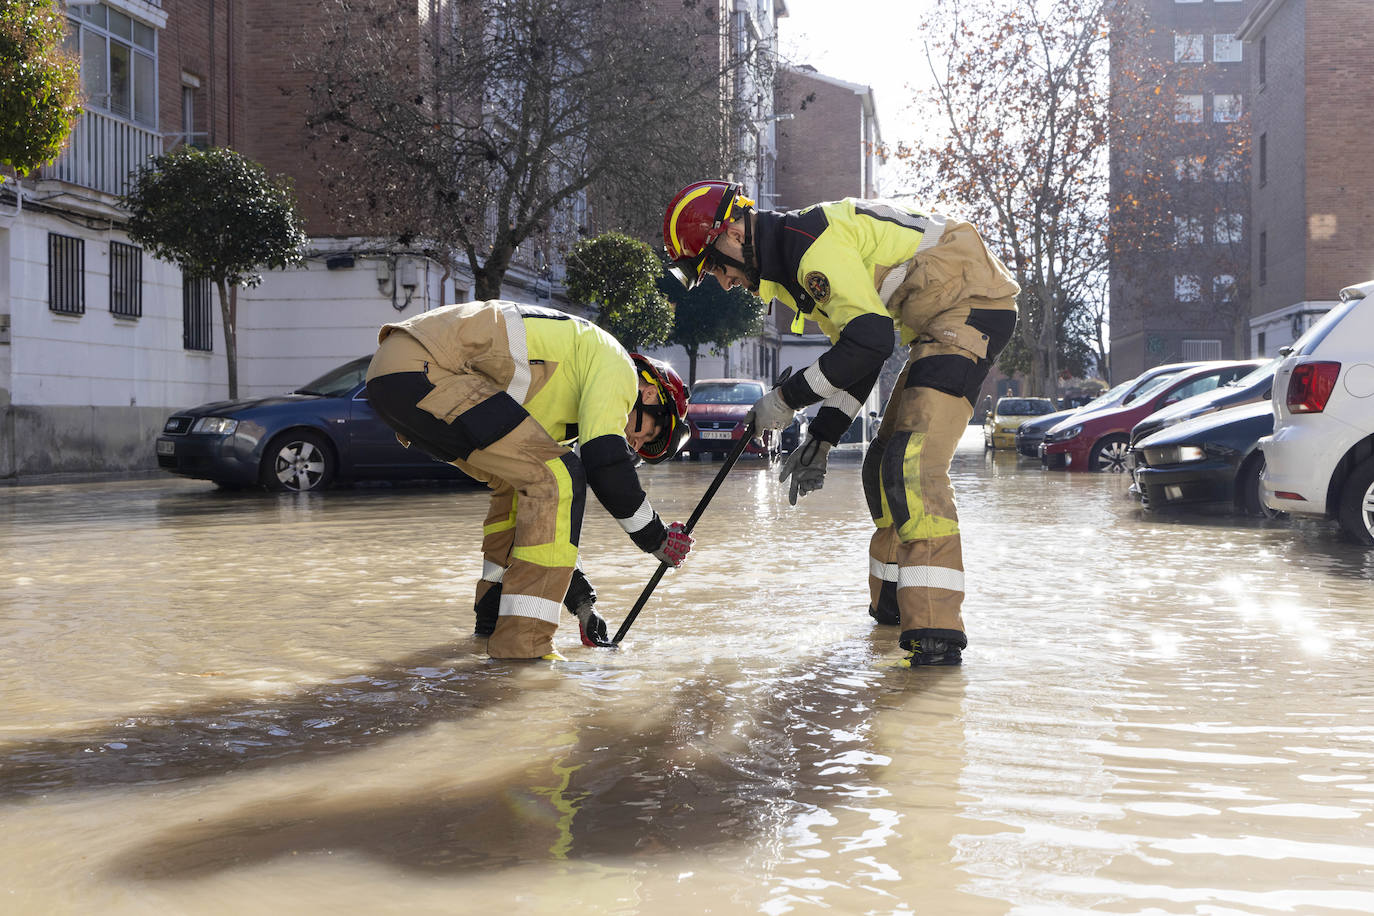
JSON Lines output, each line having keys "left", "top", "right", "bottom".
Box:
{"left": 155, "top": 357, "right": 473, "bottom": 492}
{"left": 1015, "top": 409, "right": 1076, "bottom": 457}
{"left": 1130, "top": 400, "right": 1277, "bottom": 515}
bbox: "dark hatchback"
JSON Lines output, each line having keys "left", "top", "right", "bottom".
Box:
{"left": 156, "top": 357, "right": 472, "bottom": 492}
{"left": 1130, "top": 400, "right": 1277, "bottom": 515}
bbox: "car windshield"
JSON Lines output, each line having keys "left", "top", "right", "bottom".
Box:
{"left": 1128, "top": 372, "right": 1184, "bottom": 404}
{"left": 294, "top": 357, "right": 371, "bottom": 397}
{"left": 998, "top": 398, "right": 1056, "bottom": 416}
{"left": 1081, "top": 379, "right": 1133, "bottom": 410}
{"left": 1227, "top": 357, "right": 1280, "bottom": 388}
{"left": 691, "top": 381, "right": 764, "bottom": 405}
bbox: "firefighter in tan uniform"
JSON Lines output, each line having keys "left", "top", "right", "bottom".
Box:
{"left": 663, "top": 181, "right": 1019, "bottom": 667}
{"left": 366, "top": 300, "right": 693, "bottom": 660}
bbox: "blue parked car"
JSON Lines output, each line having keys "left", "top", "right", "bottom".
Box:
{"left": 1129, "top": 400, "right": 1278, "bottom": 516}
{"left": 155, "top": 357, "right": 473, "bottom": 492}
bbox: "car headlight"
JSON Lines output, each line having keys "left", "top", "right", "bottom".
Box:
{"left": 191, "top": 416, "right": 239, "bottom": 436}
{"left": 1046, "top": 424, "right": 1082, "bottom": 442}
{"left": 1143, "top": 444, "right": 1206, "bottom": 465}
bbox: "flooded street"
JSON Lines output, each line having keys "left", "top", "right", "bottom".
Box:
{"left": 3, "top": 427, "right": 1373, "bottom": 915}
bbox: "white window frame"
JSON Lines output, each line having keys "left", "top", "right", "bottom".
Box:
{"left": 1213, "top": 93, "right": 1243, "bottom": 123}
{"left": 1175, "top": 94, "right": 1204, "bottom": 124}
{"left": 1174, "top": 216, "right": 1204, "bottom": 245}
{"left": 1213, "top": 275, "right": 1237, "bottom": 304}
{"left": 1215, "top": 213, "right": 1243, "bottom": 244}
{"left": 1175, "top": 34, "right": 1204, "bottom": 63}
{"left": 66, "top": 2, "right": 159, "bottom": 129}
{"left": 1214, "top": 34, "right": 1242, "bottom": 63}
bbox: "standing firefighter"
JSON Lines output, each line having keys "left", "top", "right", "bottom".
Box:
{"left": 366, "top": 300, "right": 694, "bottom": 660}
{"left": 663, "top": 181, "right": 1019, "bottom": 667}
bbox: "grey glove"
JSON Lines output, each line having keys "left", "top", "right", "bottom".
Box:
{"left": 746, "top": 387, "right": 797, "bottom": 431}
{"left": 777, "top": 436, "right": 831, "bottom": 505}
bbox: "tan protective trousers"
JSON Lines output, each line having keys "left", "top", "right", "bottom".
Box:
{"left": 367, "top": 330, "right": 581, "bottom": 659}
{"left": 864, "top": 219, "right": 1020, "bottom": 651}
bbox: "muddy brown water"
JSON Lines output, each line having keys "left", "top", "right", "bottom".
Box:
{"left": 2, "top": 428, "right": 1372, "bottom": 914}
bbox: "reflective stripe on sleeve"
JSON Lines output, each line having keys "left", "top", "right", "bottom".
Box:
{"left": 897, "top": 565, "right": 965, "bottom": 593}
{"left": 499, "top": 305, "right": 533, "bottom": 404}
{"left": 823, "top": 389, "right": 863, "bottom": 419}
{"left": 869, "top": 557, "right": 899, "bottom": 582}
{"left": 482, "top": 560, "right": 505, "bottom": 583}
{"left": 803, "top": 362, "right": 840, "bottom": 399}
{"left": 499, "top": 593, "right": 563, "bottom": 624}
{"left": 617, "top": 496, "right": 655, "bottom": 534}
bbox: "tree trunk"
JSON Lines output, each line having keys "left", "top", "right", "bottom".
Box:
{"left": 686, "top": 344, "right": 699, "bottom": 386}
{"left": 216, "top": 278, "right": 239, "bottom": 399}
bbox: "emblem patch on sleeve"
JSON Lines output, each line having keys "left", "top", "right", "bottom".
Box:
{"left": 803, "top": 271, "right": 831, "bottom": 304}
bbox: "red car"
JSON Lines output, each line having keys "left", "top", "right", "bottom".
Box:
{"left": 1040, "top": 360, "right": 1265, "bottom": 472}
{"left": 682, "top": 378, "right": 778, "bottom": 460}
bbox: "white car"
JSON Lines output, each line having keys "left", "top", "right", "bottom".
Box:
{"left": 1259, "top": 281, "right": 1374, "bottom": 545}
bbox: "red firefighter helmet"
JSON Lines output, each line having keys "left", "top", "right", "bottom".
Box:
{"left": 629, "top": 353, "right": 690, "bottom": 463}
{"left": 662, "top": 180, "right": 755, "bottom": 290}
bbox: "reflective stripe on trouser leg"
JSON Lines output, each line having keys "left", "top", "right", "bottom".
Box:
{"left": 454, "top": 410, "right": 586, "bottom": 659}
{"left": 864, "top": 437, "right": 900, "bottom": 622}
{"left": 473, "top": 481, "right": 517, "bottom": 635}
{"left": 880, "top": 381, "right": 972, "bottom": 648}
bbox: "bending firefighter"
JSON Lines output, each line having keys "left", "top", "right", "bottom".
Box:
{"left": 663, "top": 181, "right": 1019, "bottom": 667}
{"left": 366, "top": 300, "right": 694, "bottom": 660}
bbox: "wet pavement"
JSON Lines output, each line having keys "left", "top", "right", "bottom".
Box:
{"left": 2, "top": 427, "right": 1373, "bottom": 914}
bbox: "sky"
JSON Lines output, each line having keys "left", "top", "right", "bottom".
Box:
{"left": 776, "top": 0, "right": 941, "bottom": 196}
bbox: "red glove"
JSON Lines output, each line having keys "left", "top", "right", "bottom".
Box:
{"left": 652, "top": 521, "right": 694, "bottom": 567}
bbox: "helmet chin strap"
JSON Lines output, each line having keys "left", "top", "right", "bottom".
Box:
{"left": 705, "top": 213, "right": 760, "bottom": 291}
{"left": 740, "top": 210, "right": 760, "bottom": 290}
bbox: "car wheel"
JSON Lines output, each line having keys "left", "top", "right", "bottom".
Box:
{"left": 1336, "top": 456, "right": 1374, "bottom": 547}
{"left": 1236, "top": 453, "right": 1286, "bottom": 519}
{"left": 261, "top": 430, "right": 336, "bottom": 492}
{"left": 1088, "top": 434, "right": 1131, "bottom": 472}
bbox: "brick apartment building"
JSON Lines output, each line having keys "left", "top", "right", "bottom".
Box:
{"left": 1109, "top": 0, "right": 1254, "bottom": 382}
{"left": 1237, "top": 0, "right": 1374, "bottom": 355}
{"left": 1, "top": 0, "right": 787, "bottom": 479}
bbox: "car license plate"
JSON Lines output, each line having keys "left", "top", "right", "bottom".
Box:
{"left": 156, "top": 440, "right": 175, "bottom": 456}
{"left": 700, "top": 430, "right": 733, "bottom": 440}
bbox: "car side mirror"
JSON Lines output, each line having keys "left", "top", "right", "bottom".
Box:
{"left": 1278, "top": 345, "right": 1294, "bottom": 357}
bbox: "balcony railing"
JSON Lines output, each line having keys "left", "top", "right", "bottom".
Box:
{"left": 38, "top": 109, "right": 162, "bottom": 198}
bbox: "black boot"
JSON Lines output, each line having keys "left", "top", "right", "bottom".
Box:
{"left": 474, "top": 583, "right": 501, "bottom": 636}
{"left": 899, "top": 637, "right": 962, "bottom": 667}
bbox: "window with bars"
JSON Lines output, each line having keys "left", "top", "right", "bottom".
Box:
{"left": 183, "top": 275, "right": 214, "bottom": 351}
{"left": 48, "top": 233, "right": 86, "bottom": 315}
{"left": 110, "top": 241, "right": 142, "bottom": 318}
{"left": 1182, "top": 339, "right": 1223, "bottom": 361}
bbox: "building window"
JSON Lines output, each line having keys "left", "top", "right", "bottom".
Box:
{"left": 67, "top": 2, "right": 158, "bottom": 128}
{"left": 1174, "top": 34, "right": 1204, "bottom": 63}
{"left": 1259, "top": 36, "right": 1267, "bottom": 86}
{"left": 1173, "top": 155, "right": 1205, "bottom": 181}
{"left": 1214, "top": 34, "right": 1242, "bottom": 63}
{"left": 1214, "top": 154, "right": 1242, "bottom": 182}
{"left": 109, "top": 241, "right": 142, "bottom": 318}
{"left": 1259, "top": 133, "right": 1267, "bottom": 185}
{"left": 48, "top": 233, "right": 85, "bottom": 315}
{"left": 1213, "top": 93, "right": 1243, "bottom": 122}
{"left": 183, "top": 275, "right": 214, "bottom": 351}
{"left": 1215, "top": 213, "right": 1244, "bottom": 244}
{"left": 1182, "top": 339, "right": 1223, "bottom": 361}
{"left": 1258, "top": 231, "right": 1267, "bottom": 286}
{"left": 1174, "top": 216, "right": 1204, "bottom": 245}
{"left": 1175, "top": 274, "right": 1201, "bottom": 303}
{"left": 1175, "top": 94, "right": 1204, "bottom": 123}
{"left": 1214, "top": 275, "right": 1237, "bottom": 304}
{"left": 1258, "top": 331, "right": 1266, "bottom": 355}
